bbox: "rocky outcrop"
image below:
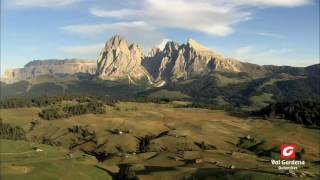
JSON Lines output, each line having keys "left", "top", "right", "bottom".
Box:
{"left": 96, "top": 35, "right": 151, "bottom": 83}
{"left": 2, "top": 59, "right": 96, "bottom": 83}
{"left": 143, "top": 38, "right": 262, "bottom": 82}
{"left": 96, "top": 35, "right": 261, "bottom": 84}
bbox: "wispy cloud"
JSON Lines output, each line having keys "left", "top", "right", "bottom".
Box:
{"left": 90, "top": 8, "right": 142, "bottom": 18}
{"left": 88, "top": 0, "right": 312, "bottom": 36}
{"left": 234, "top": 46, "right": 293, "bottom": 57}
{"left": 89, "top": 0, "right": 252, "bottom": 36}
{"left": 232, "top": 46, "right": 306, "bottom": 66}
{"left": 257, "top": 32, "right": 285, "bottom": 39}
{"left": 231, "top": 0, "right": 312, "bottom": 7}
{"left": 59, "top": 43, "right": 104, "bottom": 54}
{"left": 61, "top": 21, "right": 164, "bottom": 50}
{"left": 235, "top": 45, "right": 254, "bottom": 56}
{"left": 10, "top": 0, "right": 83, "bottom": 7}
{"left": 61, "top": 21, "right": 153, "bottom": 36}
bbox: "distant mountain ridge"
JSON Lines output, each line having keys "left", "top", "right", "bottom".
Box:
{"left": 1, "top": 35, "right": 319, "bottom": 108}
{"left": 2, "top": 59, "right": 97, "bottom": 83}
{"left": 2, "top": 35, "right": 317, "bottom": 85}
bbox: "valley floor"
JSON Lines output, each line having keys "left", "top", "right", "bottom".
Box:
{"left": 1, "top": 101, "right": 319, "bottom": 179}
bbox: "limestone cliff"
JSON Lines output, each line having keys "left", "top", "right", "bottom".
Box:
{"left": 96, "top": 35, "right": 151, "bottom": 83}
{"left": 143, "top": 38, "right": 262, "bottom": 82}
{"left": 2, "top": 59, "right": 96, "bottom": 83}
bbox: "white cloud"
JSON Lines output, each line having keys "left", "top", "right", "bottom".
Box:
{"left": 235, "top": 45, "right": 254, "bottom": 56}
{"left": 231, "top": 0, "right": 311, "bottom": 7}
{"left": 61, "top": 21, "right": 153, "bottom": 36}
{"left": 257, "top": 32, "right": 285, "bottom": 39}
{"left": 90, "top": 8, "right": 142, "bottom": 18}
{"left": 234, "top": 46, "right": 293, "bottom": 58}
{"left": 59, "top": 43, "right": 104, "bottom": 54}
{"left": 89, "top": 0, "right": 251, "bottom": 36}
{"left": 232, "top": 46, "right": 312, "bottom": 66}
{"left": 61, "top": 21, "right": 164, "bottom": 50}
{"left": 157, "top": 39, "right": 171, "bottom": 50}
{"left": 11, "top": 0, "right": 83, "bottom": 7}
{"left": 88, "top": 0, "right": 312, "bottom": 36}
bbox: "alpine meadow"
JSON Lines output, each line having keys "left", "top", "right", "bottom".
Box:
{"left": 1, "top": 0, "right": 319, "bottom": 180}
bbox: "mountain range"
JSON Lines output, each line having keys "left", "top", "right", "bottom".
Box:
{"left": 1, "top": 35, "right": 319, "bottom": 108}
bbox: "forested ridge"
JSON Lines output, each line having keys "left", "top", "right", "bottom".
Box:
{"left": 253, "top": 101, "right": 320, "bottom": 127}
{"left": 39, "top": 101, "right": 106, "bottom": 120}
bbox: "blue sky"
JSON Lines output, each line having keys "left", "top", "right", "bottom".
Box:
{"left": 1, "top": 0, "right": 319, "bottom": 73}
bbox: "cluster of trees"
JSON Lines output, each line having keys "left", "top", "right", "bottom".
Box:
{"left": 0, "top": 122, "right": 26, "bottom": 140}
{"left": 0, "top": 98, "right": 33, "bottom": 108}
{"left": 68, "top": 125, "right": 96, "bottom": 139}
{"left": 38, "top": 107, "right": 65, "bottom": 120}
{"left": 74, "top": 96, "right": 117, "bottom": 107}
{"left": 116, "top": 164, "right": 139, "bottom": 180}
{"left": 121, "top": 96, "right": 173, "bottom": 104}
{"left": 253, "top": 101, "right": 320, "bottom": 127}
{"left": 175, "top": 101, "right": 249, "bottom": 118}
{"left": 0, "top": 95, "right": 117, "bottom": 109}
{"left": 63, "top": 101, "right": 106, "bottom": 115}
{"left": 39, "top": 101, "right": 106, "bottom": 120}
{"left": 137, "top": 135, "right": 153, "bottom": 153}
{"left": 68, "top": 125, "right": 97, "bottom": 149}
{"left": 0, "top": 96, "right": 62, "bottom": 108}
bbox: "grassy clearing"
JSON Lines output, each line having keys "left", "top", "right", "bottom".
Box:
{"left": 0, "top": 139, "right": 112, "bottom": 180}
{"left": 0, "top": 108, "right": 40, "bottom": 127}
{"left": 250, "top": 93, "right": 274, "bottom": 109}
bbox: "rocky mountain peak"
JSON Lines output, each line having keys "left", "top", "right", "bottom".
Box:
{"left": 163, "top": 41, "right": 179, "bottom": 55}
{"left": 157, "top": 39, "right": 171, "bottom": 50}
{"left": 106, "top": 35, "right": 127, "bottom": 47}
{"left": 96, "top": 35, "right": 150, "bottom": 83}
{"left": 187, "top": 38, "right": 211, "bottom": 52}
{"left": 103, "top": 35, "right": 130, "bottom": 55}
{"left": 139, "top": 36, "right": 250, "bottom": 82}
{"left": 147, "top": 47, "right": 161, "bottom": 57}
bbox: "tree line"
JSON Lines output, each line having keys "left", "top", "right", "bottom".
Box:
{"left": 253, "top": 101, "right": 320, "bottom": 127}
{"left": 39, "top": 101, "right": 106, "bottom": 120}
{"left": 0, "top": 95, "right": 117, "bottom": 109}
{"left": 0, "top": 122, "right": 26, "bottom": 140}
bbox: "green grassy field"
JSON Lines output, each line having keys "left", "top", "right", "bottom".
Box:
{"left": 0, "top": 140, "right": 112, "bottom": 180}
{"left": 1, "top": 107, "right": 41, "bottom": 127}
{"left": 1, "top": 101, "right": 319, "bottom": 179}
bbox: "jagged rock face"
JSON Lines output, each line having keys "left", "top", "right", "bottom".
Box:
{"left": 2, "top": 59, "right": 96, "bottom": 83}
{"left": 96, "top": 35, "right": 150, "bottom": 83}
{"left": 2, "top": 35, "right": 268, "bottom": 85}
{"left": 144, "top": 38, "right": 251, "bottom": 81}
{"left": 109, "top": 36, "right": 242, "bottom": 83}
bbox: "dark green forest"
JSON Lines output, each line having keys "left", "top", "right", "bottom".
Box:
{"left": 0, "top": 96, "right": 117, "bottom": 108}
{"left": 39, "top": 101, "right": 106, "bottom": 120}
{"left": 253, "top": 101, "right": 320, "bottom": 127}
{"left": 0, "top": 122, "right": 26, "bottom": 140}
